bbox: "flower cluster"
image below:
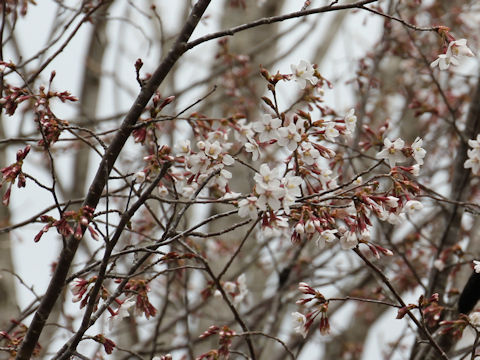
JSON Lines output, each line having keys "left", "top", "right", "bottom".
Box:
{"left": 431, "top": 38, "right": 475, "bottom": 70}
{"left": 92, "top": 334, "right": 116, "bottom": 355}
{"left": 197, "top": 325, "right": 236, "bottom": 360}
{"left": 34, "top": 206, "right": 98, "bottom": 242}
{"left": 0, "top": 321, "right": 42, "bottom": 357}
{"left": 291, "top": 282, "right": 330, "bottom": 338}
{"left": 465, "top": 135, "right": 480, "bottom": 175}
{"left": 123, "top": 279, "right": 157, "bottom": 319}
{"left": 375, "top": 137, "right": 426, "bottom": 169}
{"left": 0, "top": 145, "right": 30, "bottom": 205}
{"left": 237, "top": 164, "right": 303, "bottom": 217}
{"left": 171, "top": 130, "right": 235, "bottom": 197}
{"left": 69, "top": 277, "right": 97, "bottom": 308}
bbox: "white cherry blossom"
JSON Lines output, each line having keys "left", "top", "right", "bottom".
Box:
{"left": 344, "top": 108, "right": 357, "bottom": 134}
{"left": 256, "top": 183, "right": 284, "bottom": 211}
{"left": 404, "top": 200, "right": 424, "bottom": 214}
{"left": 252, "top": 114, "right": 282, "bottom": 142}
{"left": 221, "top": 153, "right": 235, "bottom": 166}
{"left": 134, "top": 171, "right": 146, "bottom": 183}
{"left": 469, "top": 312, "right": 480, "bottom": 327}
{"left": 238, "top": 196, "right": 259, "bottom": 219}
{"left": 254, "top": 164, "right": 281, "bottom": 188}
{"left": 376, "top": 138, "right": 407, "bottom": 167}
{"left": 207, "top": 130, "right": 230, "bottom": 145}
{"left": 408, "top": 164, "right": 420, "bottom": 176}
{"left": 387, "top": 212, "right": 406, "bottom": 225}
{"left": 431, "top": 39, "right": 474, "bottom": 70}
{"left": 234, "top": 274, "right": 249, "bottom": 305}
{"left": 385, "top": 196, "right": 399, "bottom": 208}
{"left": 411, "top": 137, "right": 426, "bottom": 165}
{"left": 315, "top": 229, "right": 338, "bottom": 248}
{"left": 212, "top": 169, "right": 232, "bottom": 191}
{"left": 235, "top": 119, "right": 255, "bottom": 142}
{"left": 245, "top": 136, "right": 262, "bottom": 161}
{"left": 186, "top": 152, "right": 210, "bottom": 174}
{"left": 433, "top": 259, "right": 445, "bottom": 271}
{"left": 295, "top": 222, "right": 305, "bottom": 235}
{"left": 466, "top": 135, "right": 480, "bottom": 175}
{"left": 277, "top": 122, "right": 302, "bottom": 151}
{"left": 299, "top": 142, "right": 320, "bottom": 165}
{"left": 175, "top": 139, "right": 191, "bottom": 155}
{"left": 448, "top": 38, "right": 475, "bottom": 58}
{"left": 282, "top": 192, "right": 296, "bottom": 215}
{"left": 465, "top": 151, "right": 480, "bottom": 175}
{"left": 204, "top": 140, "right": 222, "bottom": 159}
{"left": 291, "top": 60, "right": 318, "bottom": 89}
{"left": 291, "top": 312, "right": 308, "bottom": 338}
{"left": 305, "top": 220, "right": 316, "bottom": 233}
{"left": 340, "top": 230, "right": 358, "bottom": 250}
{"left": 324, "top": 122, "right": 340, "bottom": 142}
{"left": 318, "top": 168, "right": 335, "bottom": 189}
{"left": 156, "top": 184, "right": 169, "bottom": 197}
{"left": 108, "top": 297, "right": 137, "bottom": 330}
{"left": 430, "top": 53, "right": 459, "bottom": 70}
{"left": 282, "top": 172, "right": 303, "bottom": 198}
{"left": 474, "top": 260, "right": 480, "bottom": 273}
{"left": 468, "top": 135, "right": 480, "bottom": 152}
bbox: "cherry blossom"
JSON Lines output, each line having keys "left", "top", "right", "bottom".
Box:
{"left": 404, "top": 200, "right": 424, "bottom": 214}
{"left": 134, "top": 171, "right": 146, "bottom": 183}
{"left": 411, "top": 137, "right": 426, "bottom": 165}
{"left": 252, "top": 114, "right": 281, "bottom": 142}
{"left": 291, "top": 312, "right": 308, "bottom": 338}
{"left": 108, "top": 297, "right": 137, "bottom": 330}
{"left": 385, "top": 196, "right": 399, "bottom": 208}
{"left": 277, "top": 122, "right": 302, "bottom": 151}
{"left": 340, "top": 230, "right": 358, "bottom": 250}
{"left": 317, "top": 168, "right": 337, "bottom": 189}
{"left": 298, "top": 142, "right": 320, "bottom": 165}
{"left": 430, "top": 53, "right": 459, "bottom": 70}
{"left": 323, "top": 122, "right": 340, "bottom": 142}
{"left": 282, "top": 172, "right": 303, "bottom": 198}
{"left": 175, "top": 139, "right": 191, "bottom": 155}
{"left": 254, "top": 164, "right": 280, "bottom": 187}
{"left": 304, "top": 220, "right": 316, "bottom": 233}
{"left": 448, "top": 38, "right": 475, "bottom": 58}
{"left": 344, "top": 108, "right": 357, "bottom": 134}
{"left": 465, "top": 136, "right": 480, "bottom": 175}
{"left": 244, "top": 136, "right": 262, "bottom": 161}
{"left": 375, "top": 138, "right": 407, "bottom": 167}
{"left": 238, "top": 196, "right": 259, "bottom": 219}
{"left": 474, "top": 260, "right": 480, "bottom": 274}
{"left": 433, "top": 259, "right": 445, "bottom": 271}
{"left": 431, "top": 38, "right": 474, "bottom": 70}
{"left": 215, "top": 274, "right": 249, "bottom": 305}
{"left": 234, "top": 119, "right": 255, "bottom": 142}
{"left": 204, "top": 140, "right": 222, "bottom": 159}
{"left": 469, "top": 312, "right": 480, "bottom": 327}
{"left": 186, "top": 152, "right": 210, "bottom": 174}
{"left": 256, "top": 183, "right": 284, "bottom": 211}
{"left": 212, "top": 169, "right": 232, "bottom": 191}
{"left": 468, "top": 135, "right": 480, "bottom": 152}
{"left": 315, "top": 229, "right": 338, "bottom": 248}
{"left": 290, "top": 60, "right": 318, "bottom": 89}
